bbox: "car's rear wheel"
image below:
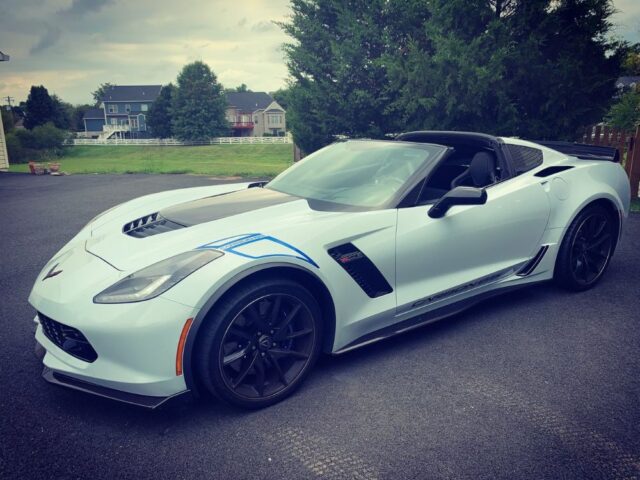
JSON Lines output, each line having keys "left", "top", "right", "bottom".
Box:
{"left": 195, "top": 277, "right": 322, "bottom": 409}
{"left": 554, "top": 205, "right": 616, "bottom": 291}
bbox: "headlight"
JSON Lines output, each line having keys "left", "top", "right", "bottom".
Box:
{"left": 94, "top": 250, "right": 223, "bottom": 304}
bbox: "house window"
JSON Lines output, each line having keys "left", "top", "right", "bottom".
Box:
{"left": 125, "top": 104, "right": 131, "bottom": 113}
{"left": 141, "top": 104, "right": 148, "bottom": 112}
{"left": 268, "top": 114, "right": 282, "bottom": 125}
{"left": 254, "top": 117, "right": 258, "bottom": 124}
{"left": 108, "top": 104, "right": 117, "bottom": 113}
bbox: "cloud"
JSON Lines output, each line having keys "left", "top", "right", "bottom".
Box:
{"left": 29, "top": 0, "right": 115, "bottom": 54}
{"left": 29, "top": 26, "right": 62, "bottom": 55}
{"left": 251, "top": 20, "right": 277, "bottom": 33}
{"left": 0, "top": 0, "right": 290, "bottom": 104}
{"left": 58, "top": 0, "right": 115, "bottom": 16}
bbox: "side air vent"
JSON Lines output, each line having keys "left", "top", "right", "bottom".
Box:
{"left": 517, "top": 246, "right": 549, "bottom": 276}
{"left": 534, "top": 166, "right": 574, "bottom": 177}
{"left": 123, "top": 213, "right": 185, "bottom": 238}
{"left": 328, "top": 243, "right": 393, "bottom": 298}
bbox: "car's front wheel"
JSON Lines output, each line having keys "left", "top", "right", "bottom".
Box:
{"left": 554, "top": 204, "right": 616, "bottom": 291}
{"left": 195, "top": 277, "right": 322, "bottom": 409}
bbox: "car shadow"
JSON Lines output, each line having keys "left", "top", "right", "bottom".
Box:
{"left": 43, "top": 281, "right": 562, "bottom": 430}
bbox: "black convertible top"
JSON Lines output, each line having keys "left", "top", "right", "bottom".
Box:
{"left": 396, "top": 131, "right": 500, "bottom": 148}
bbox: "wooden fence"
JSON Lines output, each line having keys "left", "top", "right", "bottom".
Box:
{"left": 581, "top": 125, "right": 640, "bottom": 199}
{"left": 68, "top": 136, "right": 292, "bottom": 146}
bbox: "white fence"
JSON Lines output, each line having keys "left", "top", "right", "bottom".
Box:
{"left": 69, "top": 136, "right": 292, "bottom": 146}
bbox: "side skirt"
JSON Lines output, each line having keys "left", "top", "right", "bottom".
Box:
{"left": 332, "top": 283, "right": 529, "bottom": 355}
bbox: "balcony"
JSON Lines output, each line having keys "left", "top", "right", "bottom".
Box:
{"left": 231, "top": 121, "right": 254, "bottom": 129}
{"left": 103, "top": 124, "right": 130, "bottom": 132}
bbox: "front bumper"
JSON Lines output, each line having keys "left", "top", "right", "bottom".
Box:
{"left": 30, "top": 244, "right": 199, "bottom": 407}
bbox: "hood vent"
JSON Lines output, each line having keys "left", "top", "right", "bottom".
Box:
{"left": 123, "top": 213, "right": 185, "bottom": 238}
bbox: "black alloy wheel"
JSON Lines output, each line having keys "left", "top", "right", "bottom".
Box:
{"left": 569, "top": 212, "right": 613, "bottom": 287}
{"left": 555, "top": 205, "right": 616, "bottom": 291}
{"left": 219, "top": 293, "right": 316, "bottom": 399}
{"left": 195, "top": 278, "right": 322, "bottom": 408}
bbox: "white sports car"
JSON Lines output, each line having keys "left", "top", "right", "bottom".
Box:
{"left": 30, "top": 131, "right": 630, "bottom": 409}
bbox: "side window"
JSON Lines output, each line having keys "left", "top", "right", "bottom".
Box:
{"left": 507, "top": 145, "right": 543, "bottom": 175}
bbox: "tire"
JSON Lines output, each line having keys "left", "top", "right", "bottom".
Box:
{"left": 195, "top": 277, "right": 323, "bottom": 409}
{"left": 554, "top": 204, "right": 616, "bottom": 292}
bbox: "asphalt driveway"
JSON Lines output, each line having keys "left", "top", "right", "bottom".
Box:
{"left": 0, "top": 173, "right": 639, "bottom": 479}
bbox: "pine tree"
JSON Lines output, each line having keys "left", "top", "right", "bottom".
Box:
{"left": 148, "top": 84, "right": 175, "bottom": 138}
{"left": 24, "top": 85, "right": 55, "bottom": 130}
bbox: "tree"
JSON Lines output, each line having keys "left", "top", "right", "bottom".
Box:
{"left": 606, "top": 90, "right": 640, "bottom": 131}
{"left": 387, "top": 0, "right": 623, "bottom": 140}
{"left": 24, "top": 85, "right": 55, "bottom": 130}
{"left": 224, "top": 84, "right": 252, "bottom": 93}
{"left": 281, "top": 0, "right": 404, "bottom": 153}
{"left": 148, "top": 83, "right": 175, "bottom": 138}
{"left": 50, "top": 95, "right": 73, "bottom": 130}
{"left": 281, "top": 0, "right": 624, "bottom": 152}
{"left": 71, "top": 104, "right": 94, "bottom": 132}
{"left": 1, "top": 108, "right": 14, "bottom": 133}
{"left": 91, "top": 82, "right": 116, "bottom": 106}
{"left": 171, "top": 61, "right": 229, "bottom": 141}
{"left": 622, "top": 43, "right": 640, "bottom": 76}
{"left": 271, "top": 87, "right": 291, "bottom": 110}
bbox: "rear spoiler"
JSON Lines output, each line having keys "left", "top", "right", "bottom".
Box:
{"left": 533, "top": 141, "right": 620, "bottom": 163}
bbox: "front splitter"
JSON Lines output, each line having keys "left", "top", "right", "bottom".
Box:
{"left": 41, "top": 366, "right": 190, "bottom": 409}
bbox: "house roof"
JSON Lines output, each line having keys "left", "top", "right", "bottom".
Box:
{"left": 83, "top": 108, "right": 105, "bottom": 120}
{"left": 100, "top": 85, "right": 162, "bottom": 102}
{"left": 225, "top": 92, "right": 277, "bottom": 112}
{"left": 616, "top": 76, "right": 640, "bottom": 88}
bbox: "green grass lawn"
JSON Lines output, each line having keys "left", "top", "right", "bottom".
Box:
{"left": 9, "top": 144, "right": 293, "bottom": 176}
{"left": 632, "top": 198, "right": 640, "bottom": 213}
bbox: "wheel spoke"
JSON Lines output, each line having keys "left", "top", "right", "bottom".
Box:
{"left": 583, "top": 255, "right": 599, "bottom": 274}
{"left": 244, "top": 303, "right": 269, "bottom": 331}
{"left": 223, "top": 345, "right": 249, "bottom": 365}
{"left": 254, "top": 355, "right": 266, "bottom": 396}
{"left": 232, "top": 350, "right": 258, "bottom": 388}
{"left": 274, "top": 303, "right": 302, "bottom": 340}
{"left": 284, "top": 328, "right": 313, "bottom": 340}
{"left": 267, "top": 352, "right": 289, "bottom": 387}
{"left": 587, "top": 233, "right": 611, "bottom": 250}
{"left": 268, "top": 348, "right": 309, "bottom": 360}
{"left": 269, "top": 295, "right": 282, "bottom": 325}
{"left": 228, "top": 327, "right": 253, "bottom": 341}
{"left": 590, "top": 218, "right": 607, "bottom": 239}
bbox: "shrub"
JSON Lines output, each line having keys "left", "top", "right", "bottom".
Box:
{"left": 5, "top": 132, "right": 27, "bottom": 163}
{"left": 7, "top": 123, "right": 69, "bottom": 163}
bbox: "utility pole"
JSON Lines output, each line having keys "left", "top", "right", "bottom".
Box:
{"left": 0, "top": 50, "right": 10, "bottom": 170}
{"left": 4, "top": 96, "right": 14, "bottom": 109}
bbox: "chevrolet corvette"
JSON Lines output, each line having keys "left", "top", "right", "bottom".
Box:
{"left": 30, "top": 131, "right": 631, "bottom": 409}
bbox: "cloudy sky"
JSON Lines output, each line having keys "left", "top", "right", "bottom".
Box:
{"left": 0, "top": 0, "right": 639, "bottom": 106}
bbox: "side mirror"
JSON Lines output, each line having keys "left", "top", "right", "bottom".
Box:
{"left": 428, "top": 186, "right": 487, "bottom": 219}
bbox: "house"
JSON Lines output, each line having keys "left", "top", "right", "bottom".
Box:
{"left": 83, "top": 85, "right": 162, "bottom": 139}
{"left": 225, "top": 92, "right": 286, "bottom": 137}
{"left": 615, "top": 76, "right": 640, "bottom": 93}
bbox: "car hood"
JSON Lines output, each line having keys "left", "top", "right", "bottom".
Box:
{"left": 85, "top": 185, "right": 347, "bottom": 272}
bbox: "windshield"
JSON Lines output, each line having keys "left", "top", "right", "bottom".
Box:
{"left": 267, "top": 140, "right": 446, "bottom": 208}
